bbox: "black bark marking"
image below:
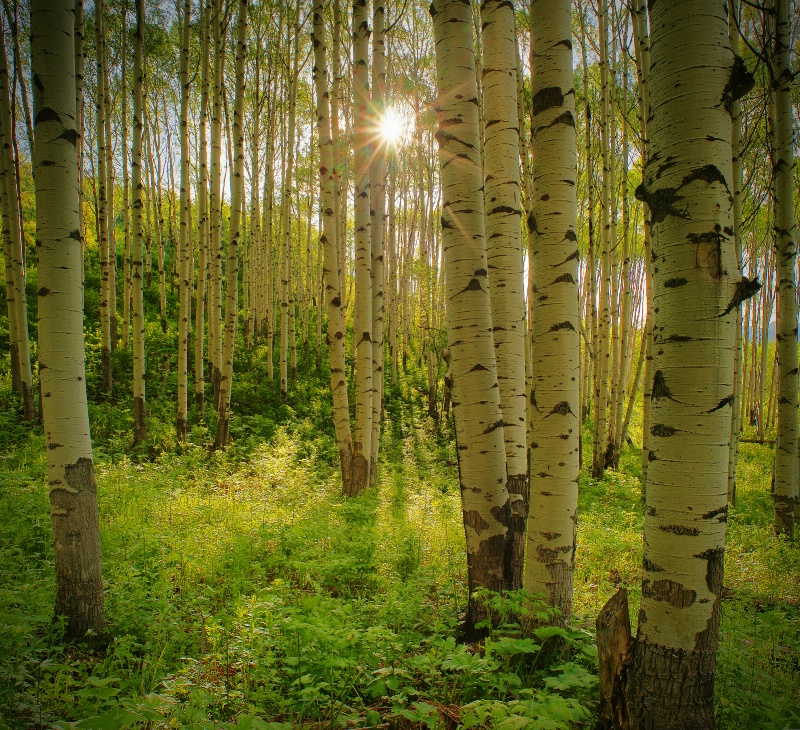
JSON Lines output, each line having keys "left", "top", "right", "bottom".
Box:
{"left": 707, "top": 394, "right": 734, "bottom": 413}
{"left": 549, "top": 321, "right": 576, "bottom": 332}
{"left": 722, "top": 55, "right": 755, "bottom": 111}
{"left": 474, "top": 268, "right": 487, "bottom": 277}
{"left": 643, "top": 557, "right": 665, "bottom": 573}
{"left": 38, "top": 287, "right": 50, "bottom": 297}
{"left": 681, "top": 164, "right": 728, "bottom": 192}
{"left": 642, "top": 578, "right": 696, "bottom": 608}
{"left": 58, "top": 128, "right": 80, "bottom": 146}
{"left": 695, "top": 548, "right": 724, "bottom": 593}
{"left": 541, "top": 532, "right": 562, "bottom": 540}
{"left": 664, "top": 277, "right": 688, "bottom": 288}
{"left": 488, "top": 205, "right": 521, "bottom": 217}
{"left": 532, "top": 86, "right": 564, "bottom": 116}
{"left": 552, "top": 272, "right": 575, "bottom": 284}
{"left": 469, "top": 363, "right": 489, "bottom": 372}
{"left": 464, "top": 278, "right": 482, "bottom": 291}
{"left": 527, "top": 211, "right": 538, "bottom": 234}
{"left": 701, "top": 505, "right": 728, "bottom": 523}
{"left": 721, "top": 276, "right": 762, "bottom": 316}
{"left": 546, "top": 401, "right": 573, "bottom": 417}
{"left": 35, "top": 107, "right": 62, "bottom": 125}
{"left": 463, "top": 509, "right": 490, "bottom": 536}
{"left": 659, "top": 524, "right": 699, "bottom": 536}
{"left": 482, "top": 420, "right": 504, "bottom": 435}
{"left": 651, "top": 370, "right": 673, "bottom": 400}
{"left": 651, "top": 423, "right": 679, "bottom": 437}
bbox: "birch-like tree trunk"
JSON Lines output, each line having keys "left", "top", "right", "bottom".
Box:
{"left": 348, "top": 0, "right": 374, "bottom": 495}
{"left": 31, "top": 0, "right": 105, "bottom": 641}
{"left": 313, "top": 0, "right": 354, "bottom": 490}
{"left": 525, "top": 0, "right": 580, "bottom": 623}
{"left": 176, "top": 0, "right": 191, "bottom": 441}
{"left": 0, "top": 29, "right": 34, "bottom": 420}
{"left": 215, "top": 0, "right": 248, "bottom": 449}
{"left": 430, "top": 0, "right": 509, "bottom": 638}
{"left": 480, "top": 0, "right": 527, "bottom": 590}
{"left": 95, "top": 0, "right": 113, "bottom": 393}
{"left": 623, "top": 1, "right": 755, "bottom": 723}
{"left": 369, "top": 0, "right": 386, "bottom": 487}
{"left": 130, "top": 0, "right": 147, "bottom": 445}
{"left": 770, "top": 0, "right": 798, "bottom": 537}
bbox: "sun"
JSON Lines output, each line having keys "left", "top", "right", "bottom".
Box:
{"left": 379, "top": 106, "right": 408, "bottom": 145}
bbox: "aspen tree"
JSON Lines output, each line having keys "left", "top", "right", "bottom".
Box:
{"left": 621, "top": 0, "right": 755, "bottom": 722}
{"left": 592, "top": 0, "right": 611, "bottom": 480}
{"left": 215, "top": 0, "right": 248, "bottom": 449}
{"left": 0, "top": 30, "right": 34, "bottom": 420}
{"left": 770, "top": 0, "right": 797, "bottom": 536}
{"left": 430, "top": 0, "right": 509, "bottom": 637}
{"left": 279, "top": 0, "right": 301, "bottom": 402}
{"left": 95, "top": 0, "right": 113, "bottom": 393}
{"left": 349, "top": 0, "right": 374, "bottom": 495}
{"left": 131, "top": 0, "right": 147, "bottom": 445}
{"left": 195, "top": 0, "right": 211, "bottom": 414}
{"left": 480, "top": 0, "right": 526, "bottom": 589}
{"left": 728, "top": 3, "right": 743, "bottom": 504}
{"left": 209, "top": 0, "right": 224, "bottom": 404}
{"left": 75, "top": 0, "right": 86, "bottom": 262}
{"left": 313, "top": 0, "right": 354, "bottom": 489}
{"left": 369, "top": 0, "right": 386, "bottom": 485}
{"left": 526, "top": 0, "right": 580, "bottom": 623}
{"left": 121, "top": 0, "right": 131, "bottom": 350}
{"left": 31, "top": 0, "right": 105, "bottom": 641}
{"left": 177, "top": 0, "right": 191, "bottom": 442}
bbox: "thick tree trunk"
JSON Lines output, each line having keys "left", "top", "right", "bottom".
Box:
{"left": 525, "top": 0, "right": 580, "bottom": 624}
{"left": 620, "top": 2, "right": 756, "bottom": 725}
{"left": 430, "top": 0, "right": 509, "bottom": 638}
{"left": 31, "top": 0, "right": 105, "bottom": 642}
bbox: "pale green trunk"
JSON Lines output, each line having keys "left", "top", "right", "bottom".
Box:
{"left": 525, "top": 0, "right": 580, "bottom": 624}
{"left": 32, "top": 0, "right": 105, "bottom": 641}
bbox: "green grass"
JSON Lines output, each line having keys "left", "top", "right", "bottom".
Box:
{"left": 1, "top": 353, "right": 799, "bottom": 728}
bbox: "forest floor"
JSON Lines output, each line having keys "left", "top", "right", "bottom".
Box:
{"left": 1, "top": 374, "right": 799, "bottom": 729}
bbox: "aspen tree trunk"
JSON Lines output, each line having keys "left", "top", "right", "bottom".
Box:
{"left": 629, "top": 0, "right": 653, "bottom": 496}
{"left": 592, "top": 0, "right": 612, "bottom": 480}
{"left": 195, "top": 0, "right": 211, "bottom": 414}
{"left": 526, "top": 0, "right": 580, "bottom": 623}
{"left": 31, "top": 0, "right": 105, "bottom": 641}
{"left": 209, "top": 0, "right": 224, "bottom": 405}
{"left": 102, "top": 38, "right": 116, "bottom": 350}
{"left": 480, "top": 0, "right": 526, "bottom": 590}
{"left": 431, "top": 0, "right": 509, "bottom": 638}
{"left": 215, "top": 0, "right": 248, "bottom": 449}
{"left": 75, "top": 0, "right": 85, "bottom": 278}
{"left": 131, "top": 0, "right": 147, "bottom": 445}
{"left": 621, "top": 1, "right": 754, "bottom": 723}
{"left": 176, "top": 0, "right": 191, "bottom": 442}
{"left": 279, "top": 0, "right": 301, "bottom": 402}
{"left": 349, "top": 0, "right": 374, "bottom": 495}
{"left": 0, "top": 32, "right": 34, "bottom": 420}
{"left": 121, "top": 1, "right": 131, "bottom": 350}
{"left": 610, "top": 28, "right": 631, "bottom": 469}
{"left": 95, "top": 0, "right": 113, "bottom": 393}
{"left": 728, "top": 4, "right": 743, "bottom": 504}
{"left": 771, "top": 0, "right": 797, "bottom": 537}
{"left": 388, "top": 156, "right": 398, "bottom": 385}
{"left": 369, "top": 0, "right": 386, "bottom": 486}
{"left": 149, "top": 106, "right": 167, "bottom": 334}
